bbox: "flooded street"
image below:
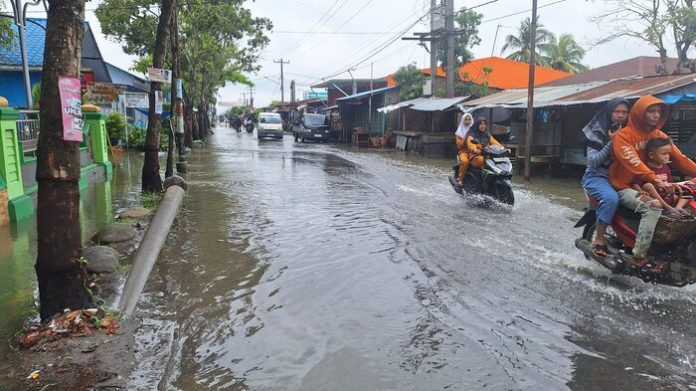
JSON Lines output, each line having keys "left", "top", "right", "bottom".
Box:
{"left": 126, "top": 128, "right": 696, "bottom": 390}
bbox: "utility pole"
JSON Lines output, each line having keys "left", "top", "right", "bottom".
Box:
{"left": 249, "top": 85, "right": 254, "bottom": 110}
{"left": 524, "top": 0, "right": 538, "bottom": 181}
{"left": 242, "top": 91, "right": 247, "bottom": 108}
{"left": 9, "top": 0, "right": 48, "bottom": 108}
{"left": 430, "top": 0, "right": 437, "bottom": 97}
{"left": 445, "top": 0, "right": 455, "bottom": 98}
{"left": 274, "top": 58, "right": 290, "bottom": 104}
{"left": 290, "top": 80, "right": 296, "bottom": 104}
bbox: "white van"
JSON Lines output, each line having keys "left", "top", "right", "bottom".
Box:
{"left": 257, "top": 113, "right": 283, "bottom": 140}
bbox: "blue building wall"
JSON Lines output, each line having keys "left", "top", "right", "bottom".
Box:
{"left": 0, "top": 71, "right": 42, "bottom": 108}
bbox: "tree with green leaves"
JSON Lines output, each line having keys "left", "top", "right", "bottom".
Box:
{"left": 96, "top": 0, "right": 271, "bottom": 190}
{"left": 542, "top": 33, "right": 588, "bottom": 73}
{"left": 393, "top": 63, "right": 425, "bottom": 100}
{"left": 0, "top": 3, "right": 15, "bottom": 53}
{"left": 502, "top": 16, "right": 554, "bottom": 65}
{"left": 590, "top": 0, "right": 696, "bottom": 73}
{"left": 437, "top": 7, "right": 483, "bottom": 71}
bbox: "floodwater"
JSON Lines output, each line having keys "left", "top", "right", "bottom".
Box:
{"left": 127, "top": 128, "right": 696, "bottom": 391}
{"left": 0, "top": 153, "right": 143, "bottom": 349}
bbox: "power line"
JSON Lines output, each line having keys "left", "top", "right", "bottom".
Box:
{"left": 279, "top": 0, "right": 348, "bottom": 57}
{"left": 313, "top": 5, "right": 429, "bottom": 76}
{"left": 289, "top": 0, "right": 377, "bottom": 60}
{"left": 481, "top": 0, "right": 569, "bottom": 24}
{"left": 313, "top": 8, "right": 432, "bottom": 85}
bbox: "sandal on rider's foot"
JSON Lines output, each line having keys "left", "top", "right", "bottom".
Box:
{"left": 634, "top": 259, "right": 666, "bottom": 275}
{"left": 592, "top": 244, "right": 609, "bottom": 257}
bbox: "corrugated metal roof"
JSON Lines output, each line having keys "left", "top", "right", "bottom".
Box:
{"left": 377, "top": 97, "right": 430, "bottom": 113}
{"left": 461, "top": 81, "right": 608, "bottom": 109}
{"left": 409, "top": 96, "right": 470, "bottom": 111}
{"left": 336, "top": 86, "right": 397, "bottom": 102}
{"left": 460, "top": 74, "right": 696, "bottom": 110}
{"left": 559, "top": 74, "right": 696, "bottom": 104}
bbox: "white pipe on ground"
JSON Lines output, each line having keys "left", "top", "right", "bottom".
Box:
{"left": 119, "top": 184, "right": 185, "bottom": 315}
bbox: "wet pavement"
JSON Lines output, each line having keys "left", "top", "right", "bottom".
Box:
{"left": 124, "top": 128, "right": 696, "bottom": 391}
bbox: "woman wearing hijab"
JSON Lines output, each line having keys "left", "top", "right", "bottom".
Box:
{"left": 581, "top": 97, "right": 630, "bottom": 257}
{"left": 454, "top": 113, "right": 474, "bottom": 186}
{"left": 458, "top": 117, "right": 503, "bottom": 185}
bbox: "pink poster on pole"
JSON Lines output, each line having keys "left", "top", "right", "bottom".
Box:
{"left": 58, "top": 76, "right": 84, "bottom": 142}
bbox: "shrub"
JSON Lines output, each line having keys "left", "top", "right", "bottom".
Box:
{"left": 105, "top": 112, "right": 126, "bottom": 145}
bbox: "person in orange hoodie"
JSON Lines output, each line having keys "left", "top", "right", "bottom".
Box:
{"left": 610, "top": 95, "right": 696, "bottom": 269}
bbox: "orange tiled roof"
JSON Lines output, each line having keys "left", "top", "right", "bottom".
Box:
{"left": 459, "top": 57, "right": 570, "bottom": 89}
{"left": 386, "top": 58, "right": 571, "bottom": 90}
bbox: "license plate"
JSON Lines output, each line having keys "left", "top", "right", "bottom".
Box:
{"left": 493, "top": 158, "right": 508, "bottom": 163}
{"left": 315, "top": 134, "right": 323, "bottom": 137}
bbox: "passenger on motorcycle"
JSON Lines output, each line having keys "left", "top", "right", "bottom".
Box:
{"left": 580, "top": 97, "right": 630, "bottom": 257}
{"left": 610, "top": 95, "right": 696, "bottom": 267}
{"left": 630, "top": 137, "right": 691, "bottom": 215}
{"left": 457, "top": 117, "right": 505, "bottom": 186}
{"left": 455, "top": 113, "right": 474, "bottom": 186}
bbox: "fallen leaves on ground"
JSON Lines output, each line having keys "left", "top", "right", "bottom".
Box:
{"left": 19, "top": 309, "right": 119, "bottom": 350}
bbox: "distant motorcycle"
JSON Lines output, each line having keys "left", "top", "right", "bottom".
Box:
{"left": 244, "top": 119, "right": 254, "bottom": 133}
{"left": 448, "top": 141, "right": 514, "bottom": 205}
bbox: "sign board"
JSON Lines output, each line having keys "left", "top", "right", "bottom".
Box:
{"left": 88, "top": 83, "right": 118, "bottom": 105}
{"left": 124, "top": 92, "right": 149, "bottom": 108}
{"left": 155, "top": 90, "right": 163, "bottom": 114}
{"left": 147, "top": 67, "right": 172, "bottom": 83}
{"left": 58, "top": 76, "right": 84, "bottom": 142}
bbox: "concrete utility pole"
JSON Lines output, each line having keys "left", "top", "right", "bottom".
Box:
{"left": 445, "top": 0, "right": 455, "bottom": 98}
{"left": 524, "top": 0, "right": 538, "bottom": 181}
{"left": 290, "top": 80, "right": 296, "bottom": 104}
{"left": 274, "top": 58, "right": 290, "bottom": 104}
{"left": 249, "top": 85, "right": 254, "bottom": 110}
{"left": 429, "top": 0, "right": 438, "bottom": 97}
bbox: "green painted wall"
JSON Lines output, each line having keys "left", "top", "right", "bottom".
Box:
{"left": 0, "top": 108, "right": 24, "bottom": 199}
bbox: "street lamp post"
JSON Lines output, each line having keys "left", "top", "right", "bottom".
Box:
{"left": 9, "top": 0, "right": 48, "bottom": 109}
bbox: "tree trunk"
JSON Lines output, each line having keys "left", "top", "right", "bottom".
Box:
{"left": 142, "top": 0, "right": 175, "bottom": 193}
{"left": 184, "top": 101, "right": 194, "bottom": 147}
{"left": 35, "top": 0, "right": 90, "bottom": 322}
{"left": 165, "top": 2, "right": 179, "bottom": 178}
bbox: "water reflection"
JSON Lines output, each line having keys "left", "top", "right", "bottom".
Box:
{"left": 0, "top": 152, "right": 142, "bottom": 349}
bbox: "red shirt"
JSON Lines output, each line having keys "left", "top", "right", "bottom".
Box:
{"left": 632, "top": 163, "right": 672, "bottom": 186}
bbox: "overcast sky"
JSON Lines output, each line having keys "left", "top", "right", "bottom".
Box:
{"left": 4, "top": 0, "right": 667, "bottom": 108}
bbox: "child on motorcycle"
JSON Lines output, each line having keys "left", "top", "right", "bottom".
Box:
{"left": 631, "top": 137, "right": 690, "bottom": 216}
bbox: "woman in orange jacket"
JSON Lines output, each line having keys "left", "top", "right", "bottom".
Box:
{"left": 454, "top": 112, "right": 474, "bottom": 186}
{"left": 457, "top": 117, "right": 503, "bottom": 186}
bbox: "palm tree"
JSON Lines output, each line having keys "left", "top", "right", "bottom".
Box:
{"left": 502, "top": 16, "right": 554, "bottom": 66}
{"left": 541, "top": 33, "right": 589, "bottom": 74}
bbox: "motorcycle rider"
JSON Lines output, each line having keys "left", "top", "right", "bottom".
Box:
{"left": 458, "top": 117, "right": 505, "bottom": 184}
{"left": 610, "top": 95, "right": 696, "bottom": 271}
{"left": 455, "top": 113, "right": 474, "bottom": 186}
{"left": 581, "top": 98, "right": 630, "bottom": 257}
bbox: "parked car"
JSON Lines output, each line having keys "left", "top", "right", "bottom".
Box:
{"left": 257, "top": 112, "right": 283, "bottom": 140}
{"left": 294, "top": 113, "right": 330, "bottom": 143}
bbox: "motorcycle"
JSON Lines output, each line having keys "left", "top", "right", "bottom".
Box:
{"left": 244, "top": 119, "right": 254, "bottom": 133}
{"left": 574, "top": 181, "right": 696, "bottom": 286}
{"left": 448, "top": 142, "right": 515, "bottom": 205}
{"left": 231, "top": 118, "right": 242, "bottom": 133}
